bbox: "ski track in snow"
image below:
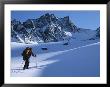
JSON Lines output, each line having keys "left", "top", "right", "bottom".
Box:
{"left": 11, "top": 42, "right": 100, "bottom": 77}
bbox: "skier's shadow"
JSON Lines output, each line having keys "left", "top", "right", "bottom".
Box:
{"left": 11, "top": 68, "right": 23, "bottom": 70}
{"left": 29, "top": 65, "right": 46, "bottom": 69}
{"left": 11, "top": 65, "right": 46, "bottom": 71}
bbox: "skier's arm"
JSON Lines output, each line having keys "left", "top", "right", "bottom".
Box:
{"left": 32, "top": 51, "right": 36, "bottom": 57}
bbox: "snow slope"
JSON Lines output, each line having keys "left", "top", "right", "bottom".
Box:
{"left": 41, "top": 42, "right": 100, "bottom": 77}
{"left": 11, "top": 39, "right": 100, "bottom": 77}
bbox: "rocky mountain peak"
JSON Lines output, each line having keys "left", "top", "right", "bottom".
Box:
{"left": 11, "top": 13, "right": 90, "bottom": 43}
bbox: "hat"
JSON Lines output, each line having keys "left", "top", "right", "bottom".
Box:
{"left": 26, "top": 47, "right": 30, "bottom": 49}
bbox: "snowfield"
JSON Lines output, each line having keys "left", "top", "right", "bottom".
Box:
{"left": 11, "top": 38, "right": 100, "bottom": 77}
{"left": 10, "top": 12, "right": 100, "bottom": 77}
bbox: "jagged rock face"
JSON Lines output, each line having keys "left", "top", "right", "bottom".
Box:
{"left": 11, "top": 13, "right": 78, "bottom": 43}
{"left": 96, "top": 27, "right": 100, "bottom": 38}
{"left": 88, "top": 27, "right": 100, "bottom": 40}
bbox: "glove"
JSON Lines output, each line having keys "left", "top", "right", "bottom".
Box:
{"left": 34, "top": 54, "right": 36, "bottom": 57}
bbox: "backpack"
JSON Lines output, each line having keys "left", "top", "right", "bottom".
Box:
{"left": 22, "top": 50, "right": 30, "bottom": 60}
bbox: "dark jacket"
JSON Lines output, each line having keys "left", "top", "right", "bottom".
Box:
{"left": 22, "top": 48, "right": 35, "bottom": 60}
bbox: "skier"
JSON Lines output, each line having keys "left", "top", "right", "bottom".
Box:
{"left": 21, "top": 47, "right": 36, "bottom": 70}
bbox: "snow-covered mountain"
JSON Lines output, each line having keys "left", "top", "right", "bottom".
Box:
{"left": 10, "top": 13, "right": 100, "bottom": 77}
{"left": 11, "top": 13, "right": 100, "bottom": 44}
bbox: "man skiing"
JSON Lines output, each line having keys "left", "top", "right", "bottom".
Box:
{"left": 21, "top": 47, "right": 36, "bottom": 70}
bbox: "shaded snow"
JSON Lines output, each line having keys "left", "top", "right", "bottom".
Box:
{"left": 40, "top": 42, "right": 100, "bottom": 77}
{"left": 71, "top": 29, "right": 96, "bottom": 41}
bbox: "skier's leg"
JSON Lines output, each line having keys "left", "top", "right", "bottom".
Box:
{"left": 26, "top": 59, "right": 29, "bottom": 69}
{"left": 25, "top": 60, "right": 28, "bottom": 69}
{"left": 23, "top": 60, "right": 26, "bottom": 70}
{"left": 27, "top": 60, "right": 29, "bottom": 69}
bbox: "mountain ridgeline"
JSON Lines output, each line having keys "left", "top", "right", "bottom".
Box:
{"left": 11, "top": 13, "right": 100, "bottom": 43}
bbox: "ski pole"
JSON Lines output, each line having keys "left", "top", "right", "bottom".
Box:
{"left": 21, "top": 60, "right": 25, "bottom": 69}
{"left": 34, "top": 55, "right": 37, "bottom": 68}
